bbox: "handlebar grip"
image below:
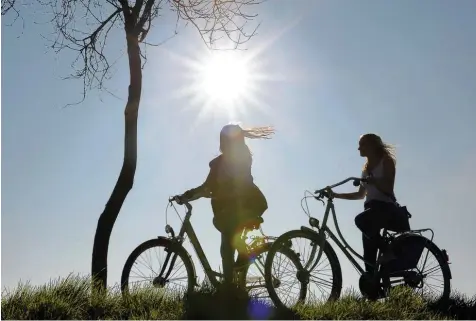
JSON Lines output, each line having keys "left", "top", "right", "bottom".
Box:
{"left": 353, "top": 178, "right": 369, "bottom": 186}
{"left": 169, "top": 195, "right": 183, "bottom": 204}
{"left": 314, "top": 190, "right": 331, "bottom": 199}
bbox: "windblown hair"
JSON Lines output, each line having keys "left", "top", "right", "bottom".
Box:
{"left": 219, "top": 124, "right": 275, "bottom": 156}
{"left": 242, "top": 126, "right": 275, "bottom": 139}
{"left": 361, "top": 133, "right": 396, "bottom": 171}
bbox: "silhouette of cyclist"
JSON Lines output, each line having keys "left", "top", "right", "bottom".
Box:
{"left": 176, "top": 123, "right": 273, "bottom": 289}
{"left": 332, "top": 133, "right": 410, "bottom": 274}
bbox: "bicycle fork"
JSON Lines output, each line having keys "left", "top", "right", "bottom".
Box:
{"left": 301, "top": 226, "right": 326, "bottom": 272}
{"left": 153, "top": 247, "right": 180, "bottom": 288}
{"left": 153, "top": 225, "right": 183, "bottom": 288}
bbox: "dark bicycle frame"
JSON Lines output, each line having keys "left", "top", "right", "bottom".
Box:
{"left": 159, "top": 200, "right": 272, "bottom": 289}
{"left": 299, "top": 177, "right": 435, "bottom": 283}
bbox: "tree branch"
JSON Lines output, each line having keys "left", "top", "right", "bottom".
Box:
{"left": 2, "top": 0, "right": 25, "bottom": 32}
{"left": 1, "top": 0, "right": 16, "bottom": 15}
{"left": 6, "top": 0, "right": 262, "bottom": 105}
{"left": 170, "top": 0, "right": 262, "bottom": 50}
{"left": 82, "top": 8, "right": 121, "bottom": 45}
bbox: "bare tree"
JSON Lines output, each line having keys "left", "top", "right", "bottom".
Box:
{"left": 3, "top": 0, "right": 262, "bottom": 293}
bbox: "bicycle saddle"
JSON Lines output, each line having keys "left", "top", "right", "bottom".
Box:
{"left": 241, "top": 216, "right": 264, "bottom": 230}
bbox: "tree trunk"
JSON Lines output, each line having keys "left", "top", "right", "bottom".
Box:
{"left": 91, "top": 30, "right": 142, "bottom": 293}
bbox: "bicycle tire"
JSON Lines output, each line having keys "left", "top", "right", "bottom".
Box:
{"left": 264, "top": 229, "right": 343, "bottom": 309}
{"left": 384, "top": 234, "right": 452, "bottom": 303}
{"left": 121, "top": 238, "right": 196, "bottom": 297}
{"left": 236, "top": 242, "right": 306, "bottom": 308}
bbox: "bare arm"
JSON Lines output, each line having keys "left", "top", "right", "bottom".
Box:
{"left": 333, "top": 184, "right": 366, "bottom": 200}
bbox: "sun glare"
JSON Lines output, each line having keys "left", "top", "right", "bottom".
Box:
{"left": 169, "top": 44, "right": 281, "bottom": 127}
{"left": 199, "top": 53, "right": 250, "bottom": 103}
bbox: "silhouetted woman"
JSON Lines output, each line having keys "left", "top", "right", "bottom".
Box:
{"left": 177, "top": 123, "right": 273, "bottom": 289}
{"left": 333, "top": 133, "right": 410, "bottom": 274}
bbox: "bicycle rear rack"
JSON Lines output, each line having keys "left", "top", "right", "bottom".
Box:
{"left": 384, "top": 228, "right": 435, "bottom": 244}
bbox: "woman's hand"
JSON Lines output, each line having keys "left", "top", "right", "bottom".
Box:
{"left": 325, "top": 187, "right": 336, "bottom": 198}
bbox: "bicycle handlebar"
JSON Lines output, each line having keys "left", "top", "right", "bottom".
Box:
{"left": 168, "top": 195, "right": 258, "bottom": 234}
{"left": 169, "top": 195, "right": 192, "bottom": 211}
{"left": 170, "top": 176, "right": 367, "bottom": 210}
{"left": 314, "top": 176, "right": 368, "bottom": 195}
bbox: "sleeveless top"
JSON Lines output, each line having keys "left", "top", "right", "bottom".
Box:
{"left": 362, "top": 159, "right": 395, "bottom": 205}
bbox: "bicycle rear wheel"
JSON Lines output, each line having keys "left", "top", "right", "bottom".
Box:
{"left": 382, "top": 234, "right": 451, "bottom": 303}
{"left": 264, "top": 229, "right": 343, "bottom": 309}
{"left": 121, "top": 238, "right": 196, "bottom": 298}
{"left": 236, "top": 242, "right": 306, "bottom": 308}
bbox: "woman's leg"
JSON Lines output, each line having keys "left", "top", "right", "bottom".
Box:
{"left": 355, "top": 208, "right": 381, "bottom": 273}
{"left": 356, "top": 201, "right": 402, "bottom": 272}
{"left": 220, "top": 231, "right": 235, "bottom": 287}
{"left": 215, "top": 212, "right": 240, "bottom": 287}
{"left": 355, "top": 202, "right": 395, "bottom": 273}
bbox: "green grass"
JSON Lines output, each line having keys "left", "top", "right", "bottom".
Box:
{"left": 1, "top": 275, "right": 475, "bottom": 320}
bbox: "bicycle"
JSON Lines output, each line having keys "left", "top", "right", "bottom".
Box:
{"left": 121, "top": 196, "right": 306, "bottom": 308}
{"left": 264, "top": 176, "right": 452, "bottom": 309}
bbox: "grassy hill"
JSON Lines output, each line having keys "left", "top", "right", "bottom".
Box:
{"left": 1, "top": 275, "right": 475, "bottom": 320}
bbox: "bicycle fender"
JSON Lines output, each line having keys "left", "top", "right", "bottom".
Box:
{"left": 301, "top": 226, "right": 322, "bottom": 237}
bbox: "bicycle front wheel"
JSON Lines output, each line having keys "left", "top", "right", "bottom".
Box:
{"left": 121, "top": 238, "right": 196, "bottom": 298}
{"left": 236, "top": 242, "right": 306, "bottom": 308}
{"left": 264, "top": 229, "right": 343, "bottom": 309}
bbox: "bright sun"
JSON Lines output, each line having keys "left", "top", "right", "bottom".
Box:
{"left": 199, "top": 53, "right": 250, "bottom": 103}
{"left": 171, "top": 48, "right": 270, "bottom": 123}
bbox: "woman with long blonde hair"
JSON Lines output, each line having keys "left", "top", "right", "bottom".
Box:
{"left": 333, "top": 133, "right": 410, "bottom": 274}
{"left": 176, "top": 123, "right": 274, "bottom": 290}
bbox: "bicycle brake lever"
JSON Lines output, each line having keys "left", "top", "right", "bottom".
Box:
{"left": 314, "top": 195, "right": 325, "bottom": 206}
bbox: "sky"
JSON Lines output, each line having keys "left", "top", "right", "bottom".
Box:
{"left": 2, "top": 0, "right": 476, "bottom": 297}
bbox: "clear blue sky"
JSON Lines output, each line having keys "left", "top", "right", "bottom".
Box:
{"left": 2, "top": 0, "right": 475, "bottom": 296}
